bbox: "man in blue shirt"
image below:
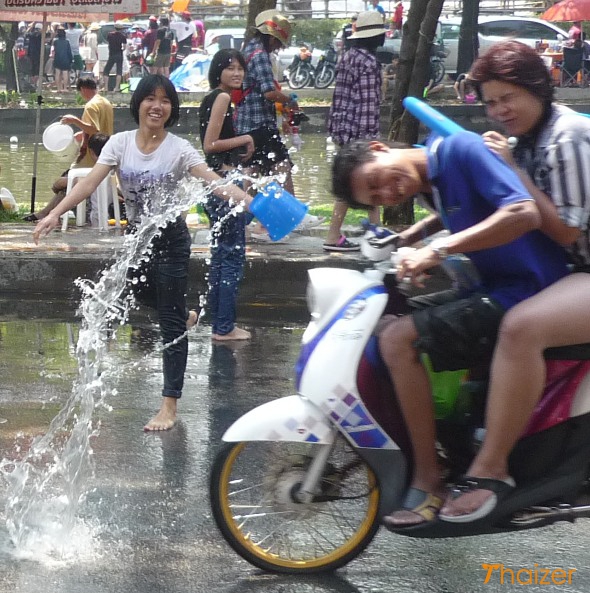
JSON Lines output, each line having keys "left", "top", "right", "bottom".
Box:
{"left": 369, "top": 0, "right": 386, "bottom": 22}
{"left": 331, "top": 132, "right": 569, "bottom": 528}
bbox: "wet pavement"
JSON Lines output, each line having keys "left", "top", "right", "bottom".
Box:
{"left": 1, "top": 317, "right": 590, "bottom": 593}
{"left": 1, "top": 221, "right": 590, "bottom": 592}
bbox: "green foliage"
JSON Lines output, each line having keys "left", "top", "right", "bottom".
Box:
{"left": 290, "top": 19, "right": 346, "bottom": 49}
{"left": 203, "top": 17, "right": 346, "bottom": 49}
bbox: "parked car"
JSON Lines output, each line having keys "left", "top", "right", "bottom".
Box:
{"left": 204, "top": 28, "right": 245, "bottom": 52}
{"left": 441, "top": 15, "right": 568, "bottom": 74}
{"left": 377, "top": 16, "right": 569, "bottom": 75}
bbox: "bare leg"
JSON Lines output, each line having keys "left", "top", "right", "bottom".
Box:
{"left": 325, "top": 200, "right": 348, "bottom": 244}
{"left": 442, "top": 274, "right": 590, "bottom": 517}
{"left": 144, "top": 396, "right": 177, "bottom": 431}
{"left": 379, "top": 316, "right": 444, "bottom": 525}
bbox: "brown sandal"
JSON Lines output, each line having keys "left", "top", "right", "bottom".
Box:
{"left": 383, "top": 487, "right": 444, "bottom": 529}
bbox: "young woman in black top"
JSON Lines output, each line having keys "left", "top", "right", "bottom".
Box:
{"left": 199, "top": 49, "right": 254, "bottom": 341}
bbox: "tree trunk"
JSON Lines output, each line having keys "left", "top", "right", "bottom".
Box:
{"left": 383, "top": 0, "right": 444, "bottom": 226}
{"left": 244, "top": 0, "right": 278, "bottom": 44}
{"left": 456, "top": 0, "right": 480, "bottom": 76}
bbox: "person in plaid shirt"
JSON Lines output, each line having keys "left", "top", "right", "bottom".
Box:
{"left": 324, "top": 11, "right": 385, "bottom": 252}
{"left": 235, "top": 10, "right": 297, "bottom": 194}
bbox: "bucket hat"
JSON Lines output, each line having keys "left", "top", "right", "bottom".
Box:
{"left": 350, "top": 11, "right": 385, "bottom": 39}
{"left": 254, "top": 10, "right": 291, "bottom": 46}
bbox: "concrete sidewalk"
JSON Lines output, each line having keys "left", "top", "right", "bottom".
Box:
{"left": 0, "top": 220, "right": 367, "bottom": 314}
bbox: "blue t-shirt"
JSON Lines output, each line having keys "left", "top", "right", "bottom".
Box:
{"left": 427, "top": 131, "right": 569, "bottom": 309}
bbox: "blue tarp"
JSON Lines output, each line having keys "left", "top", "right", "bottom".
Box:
{"left": 170, "top": 54, "right": 213, "bottom": 92}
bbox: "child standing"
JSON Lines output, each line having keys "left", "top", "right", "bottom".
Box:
{"left": 199, "top": 49, "right": 255, "bottom": 341}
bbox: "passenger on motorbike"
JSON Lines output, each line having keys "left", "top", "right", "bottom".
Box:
{"left": 331, "top": 133, "right": 571, "bottom": 527}
{"left": 439, "top": 40, "right": 590, "bottom": 523}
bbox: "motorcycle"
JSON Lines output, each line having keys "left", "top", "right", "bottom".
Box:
{"left": 210, "top": 224, "right": 590, "bottom": 574}
{"left": 430, "top": 40, "right": 448, "bottom": 85}
{"left": 313, "top": 44, "right": 338, "bottom": 89}
{"left": 286, "top": 47, "right": 315, "bottom": 90}
{"left": 128, "top": 50, "right": 150, "bottom": 79}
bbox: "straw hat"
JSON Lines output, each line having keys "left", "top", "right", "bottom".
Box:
{"left": 350, "top": 11, "right": 385, "bottom": 39}
{"left": 114, "top": 21, "right": 126, "bottom": 29}
{"left": 254, "top": 10, "right": 291, "bottom": 46}
{"left": 89, "top": 22, "right": 100, "bottom": 31}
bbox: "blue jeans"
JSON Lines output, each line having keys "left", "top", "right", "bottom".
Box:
{"left": 128, "top": 218, "right": 192, "bottom": 398}
{"left": 204, "top": 194, "right": 253, "bottom": 336}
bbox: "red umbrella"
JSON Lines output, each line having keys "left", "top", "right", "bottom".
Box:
{"left": 541, "top": 0, "right": 590, "bottom": 22}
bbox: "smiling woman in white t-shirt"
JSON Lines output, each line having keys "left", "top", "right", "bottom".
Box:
{"left": 33, "top": 75, "right": 254, "bottom": 432}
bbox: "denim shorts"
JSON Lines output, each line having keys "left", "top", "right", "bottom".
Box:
{"left": 411, "top": 292, "right": 506, "bottom": 372}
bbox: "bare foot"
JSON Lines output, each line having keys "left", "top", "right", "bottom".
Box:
{"left": 212, "top": 327, "right": 251, "bottom": 341}
{"left": 144, "top": 397, "right": 178, "bottom": 431}
{"left": 186, "top": 309, "right": 198, "bottom": 330}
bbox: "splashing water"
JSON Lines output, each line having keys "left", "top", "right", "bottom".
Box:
{"left": 0, "top": 171, "right": 258, "bottom": 561}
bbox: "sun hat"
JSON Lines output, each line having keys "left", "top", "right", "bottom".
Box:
{"left": 350, "top": 11, "right": 385, "bottom": 39}
{"left": 89, "top": 22, "right": 100, "bottom": 31}
{"left": 114, "top": 21, "right": 127, "bottom": 29}
{"left": 254, "top": 10, "right": 291, "bottom": 46}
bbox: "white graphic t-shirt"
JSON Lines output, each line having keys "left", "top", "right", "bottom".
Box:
{"left": 98, "top": 131, "right": 205, "bottom": 225}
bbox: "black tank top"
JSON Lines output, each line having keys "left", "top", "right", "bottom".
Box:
{"left": 199, "top": 89, "right": 242, "bottom": 171}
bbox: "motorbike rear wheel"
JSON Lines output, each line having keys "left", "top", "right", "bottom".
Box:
{"left": 210, "top": 437, "right": 381, "bottom": 574}
{"left": 314, "top": 63, "right": 336, "bottom": 89}
{"left": 288, "top": 67, "right": 312, "bottom": 90}
{"left": 431, "top": 60, "right": 446, "bottom": 85}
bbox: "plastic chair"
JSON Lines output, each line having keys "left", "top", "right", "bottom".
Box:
{"left": 561, "top": 46, "right": 584, "bottom": 87}
{"left": 61, "top": 168, "right": 121, "bottom": 231}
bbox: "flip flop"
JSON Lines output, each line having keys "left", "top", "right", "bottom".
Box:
{"left": 439, "top": 475, "right": 516, "bottom": 523}
{"left": 382, "top": 487, "right": 444, "bottom": 529}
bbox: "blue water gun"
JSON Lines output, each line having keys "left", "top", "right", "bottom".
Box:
{"left": 403, "top": 96, "right": 464, "bottom": 137}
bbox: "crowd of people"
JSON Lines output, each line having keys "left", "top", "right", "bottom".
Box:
{"left": 15, "top": 12, "right": 207, "bottom": 93}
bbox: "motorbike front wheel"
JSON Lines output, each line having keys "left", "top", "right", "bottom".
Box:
{"left": 314, "top": 64, "right": 336, "bottom": 89}
{"left": 288, "top": 67, "right": 312, "bottom": 89}
{"left": 210, "top": 437, "right": 381, "bottom": 574}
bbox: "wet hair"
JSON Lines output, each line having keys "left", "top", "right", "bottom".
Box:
{"left": 352, "top": 33, "right": 386, "bottom": 54}
{"left": 469, "top": 40, "right": 554, "bottom": 110}
{"left": 159, "top": 16, "right": 169, "bottom": 27}
{"left": 208, "top": 49, "right": 247, "bottom": 89}
{"left": 332, "top": 139, "right": 411, "bottom": 209}
{"left": 130, "top": 74, "right": 180, "bottom": 128}
{"left": 76, "top": 77, "right": 97, "bottom": 91}
{"left": 88, "top": 133, "right": 109, "bottom": 157}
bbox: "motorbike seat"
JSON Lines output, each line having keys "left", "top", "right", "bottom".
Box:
{"left": 544, "top": 342, "right": 590, "bottom": 360}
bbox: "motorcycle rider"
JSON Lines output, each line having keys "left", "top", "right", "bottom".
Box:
{"left": 440, "top": 40, "right": 590, "bottom": 523}
{"left": 331, "top": 132, "right": 570, "bottom": 527}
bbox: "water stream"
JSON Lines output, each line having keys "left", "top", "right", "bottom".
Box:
{"left": 0, "top": 171, "right": 253, "bottom": 561}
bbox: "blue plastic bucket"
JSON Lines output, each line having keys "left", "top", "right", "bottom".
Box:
{"left": 250, "top": 181, "right": 308, "bottom": 241}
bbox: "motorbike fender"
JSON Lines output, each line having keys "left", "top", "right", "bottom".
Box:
{"left": 222, "top": 395, "right": 335, "bottom": 444}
